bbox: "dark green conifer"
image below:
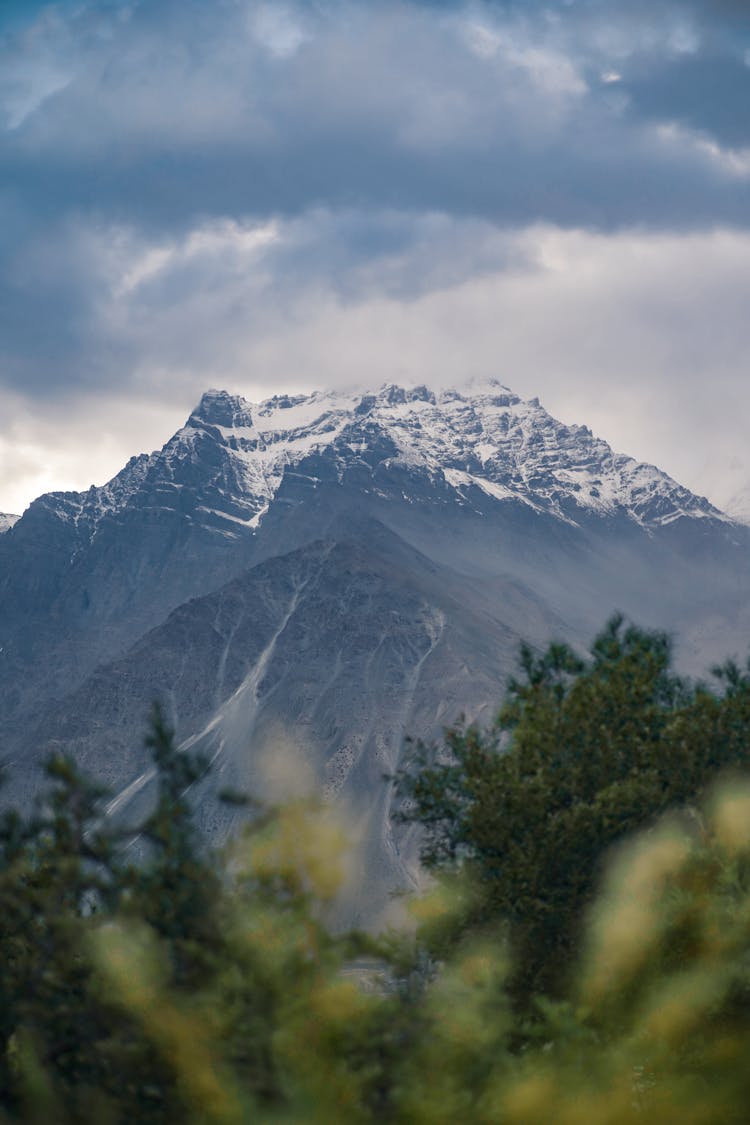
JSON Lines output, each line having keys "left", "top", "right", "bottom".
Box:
{"left": 397, "top": 615, "right": 750, "bottom": 1006}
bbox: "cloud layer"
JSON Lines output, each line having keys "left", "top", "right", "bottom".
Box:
{"left": 2, "top": 0, "right": 749, "bottom": 511}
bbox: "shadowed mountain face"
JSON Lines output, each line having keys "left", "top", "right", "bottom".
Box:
{"left": 15, "top": 521, "right": 547, "bottom": 927}
{"left": 1, "top": 381, "right": 749, "bottom": 925}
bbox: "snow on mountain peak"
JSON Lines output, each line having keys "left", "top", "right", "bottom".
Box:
{"left": 0, "top": 513, "right": 20, "bottom": 534}
{"left": 26, "top": 380, "right": 729, "bottom": 538}
{"left": 174, "top": 380, "right": 724, "bottom": 531}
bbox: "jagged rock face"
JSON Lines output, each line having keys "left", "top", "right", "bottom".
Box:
{"left": 1, "top": 380, "right": 749, "bottom": 926}
{"left": 170, "top": 381, "right": 726, "bottom": 532}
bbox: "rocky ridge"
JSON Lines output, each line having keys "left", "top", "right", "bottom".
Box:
{"left": 28, "top": 380, "right": 727, "bottom": 546}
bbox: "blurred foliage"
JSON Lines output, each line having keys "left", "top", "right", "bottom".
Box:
{"left": 396, "top": 614, "right": 750, "bottom": 1005}
{"left": 2, "top": 624, "right": 750, "bottom": 1121}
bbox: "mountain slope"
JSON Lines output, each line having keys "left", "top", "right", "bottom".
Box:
{"left": 1, "top": 380, "right": 749, "bottom": 925}
{"left": 17, "top": 519, "right": 561, "bottom": 926}
{"left": 4, "top": 377, "right": 730, "bottom": 736}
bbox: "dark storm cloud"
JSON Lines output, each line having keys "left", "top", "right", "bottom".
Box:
{"left": 1, "top": 0, "right": 748, "bottom": 236}
{"left": 1, "top": 0, "right": 750, "bottom": 410}
{"left": 624, "top": 53, "right": 750, "bottom": 148}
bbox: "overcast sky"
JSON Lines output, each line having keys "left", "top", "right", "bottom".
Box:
{"left": 2, "top": 0, "right": 750, "bottom": 515}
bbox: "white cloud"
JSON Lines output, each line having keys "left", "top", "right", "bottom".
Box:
{"left": 0, "top": 387, "right": 178, "bottom": 515}
{"left": 248, "top": 3, "right": 309, "bottom": 58}
{"left": 115, "top": 219, "right": 279, "bottom": 296}
{"left": 4, "top": 218, "right": 750, "bottom": 514}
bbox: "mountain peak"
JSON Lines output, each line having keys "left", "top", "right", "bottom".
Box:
{"left": 16, "top": 379, "right": 728, "bottom": 544}
{"left": 190, "top": 388, "right": 254, "bottom": 429}
{"left": 0, "top": 513, "right": 20, "bottom": 534}
{"left": 168, "top": 378, "right": 729, "bottom": 532}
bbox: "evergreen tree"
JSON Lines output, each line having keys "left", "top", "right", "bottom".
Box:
{"left": 2, "top": 621, "right": 750, "bottom": 1121}
{"left": 396, "top": 615, "right": 750, "bottom": 1005}
{"left": 124, "top": 703, "right": 221, "bottom": 987}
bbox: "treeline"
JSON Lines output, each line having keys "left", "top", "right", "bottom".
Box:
{"left": 2, "top": 617, "right": 750, "bottom": 1122}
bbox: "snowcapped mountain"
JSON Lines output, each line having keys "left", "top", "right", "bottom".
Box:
{"left": 36, "top": 380, "right": 726, "bottom": 543}
{"left": 0, "top": 514, "right": 19, "bottom": 534}
{"left": 1, "top": 380, "right": 749, "bottom": 926}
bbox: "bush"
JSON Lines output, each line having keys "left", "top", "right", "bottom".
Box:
{"left": 2, "top": 621, "right": 750, "bottom": 1122}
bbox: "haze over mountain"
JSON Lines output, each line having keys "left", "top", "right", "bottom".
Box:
{"left": 717, "top": 475, "right": 750, "bottom": 527}
{"left": 726, "top": 491, "right": 750, "bottom": 526}
{"left": 694, "top": 453, "right": 750, "bottom": 528}
{"left": 2, "top": 381, "right": 748, "bottom": 925}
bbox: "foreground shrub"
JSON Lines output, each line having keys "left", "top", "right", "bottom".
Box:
{"left": 11, "top": 778, "right": 750, "bottom": 1125}
{"left": 3, "top": 622, "right": 750, "bottom": 1121}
